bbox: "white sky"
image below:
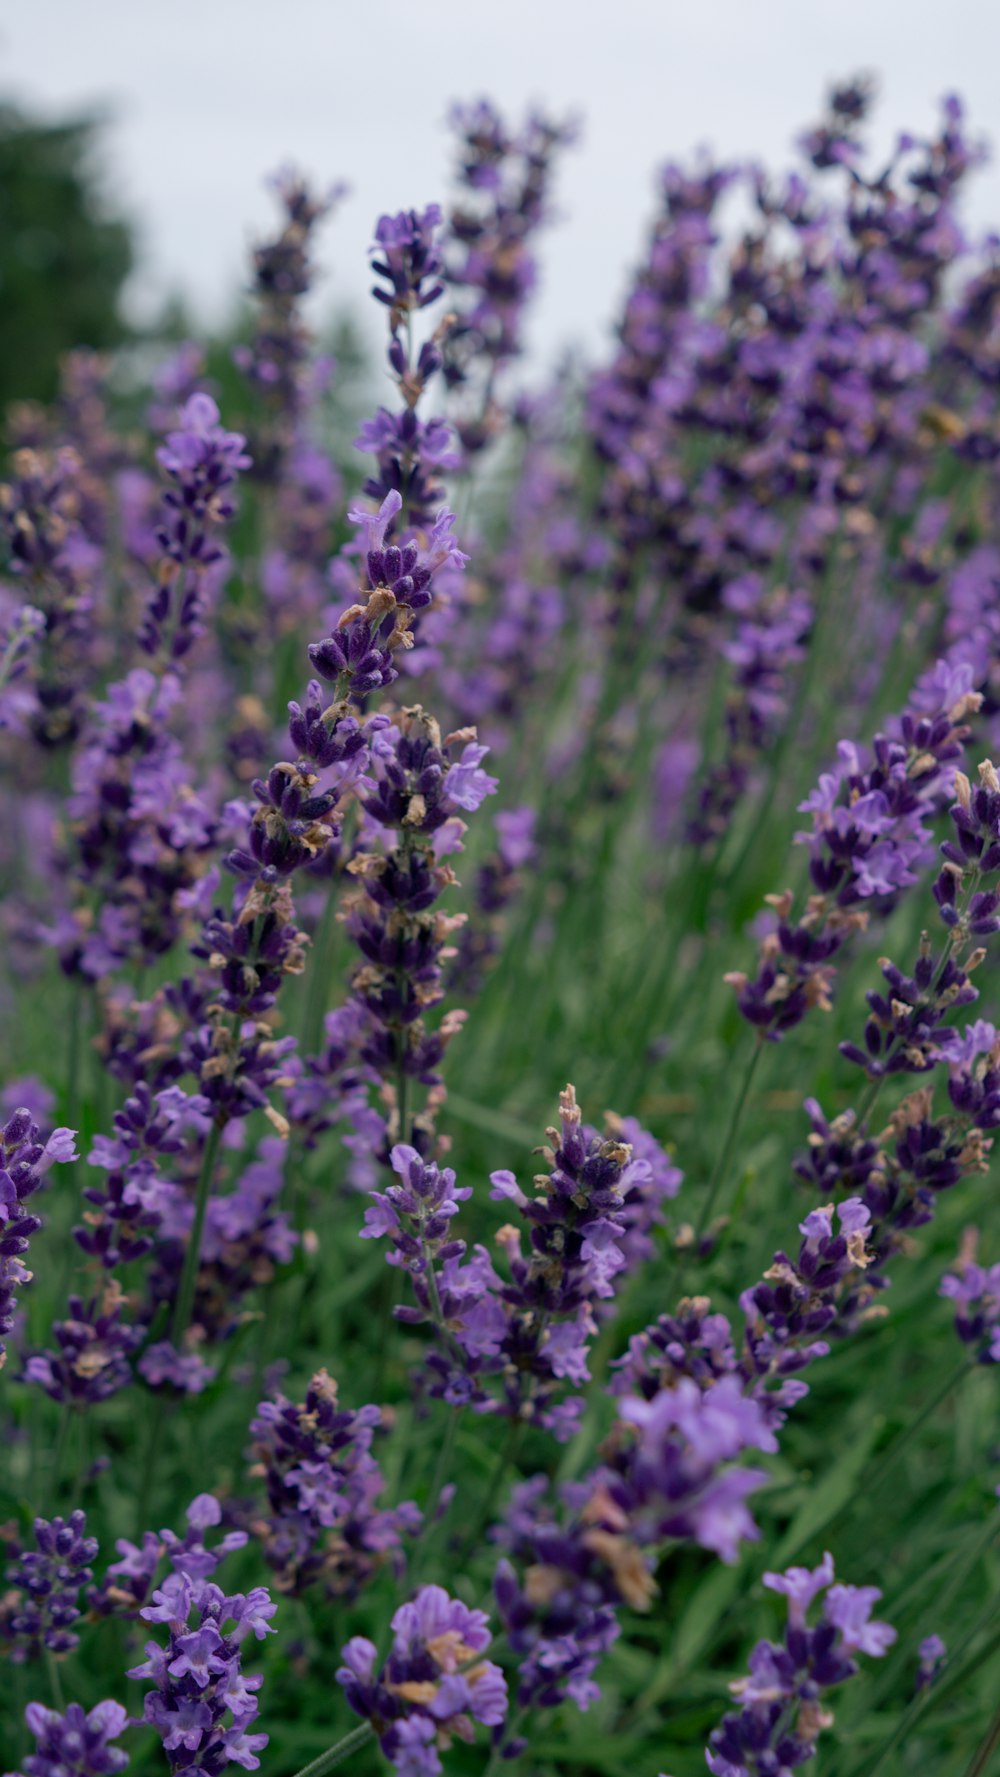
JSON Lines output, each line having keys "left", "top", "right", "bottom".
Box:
{"left": 3, "top": 0, "right": 1000, "bottom": 370}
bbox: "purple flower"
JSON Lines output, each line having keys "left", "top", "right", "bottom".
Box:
{"left": 762, "top": 1552, "right": 835, "bottom": 1624}
{"left": 11, "top": 1700, "right": 129, "bottom": 1777}
{"left": 442, "top": 741, "right": 499, "bottom": 811}
{"left": 139, "top": 1342, "right": 218, "bottom": 1395}
{"left": 142, "top": 394, "right": 250, "bottom": 662}
{"left": 3, "top": 1511, "right": 98, "bottom": 1659}
{"left": 248, "top": 1369, "right": 420, "bottom": 1597}
{"left": 825, "top": 1584, "right": 898, "bottom": 1655}
{"left": 705, "top": 1554, "right": 894, "bottom": 1774}
{"left": 130, "top": 1548, "right": 273, "bottom": 1774}
{"left": 0, "top": 1107, "right": 79, "bottom": 1365}
{"left": 336, "top": 1584, "right": 507, "bottom": 1773}
{"left": 916, "top": 1633, "right": 947, "bottom": 1689}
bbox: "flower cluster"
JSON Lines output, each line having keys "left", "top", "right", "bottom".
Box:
{"left": 442, "top": 102, "right": 577, "bottom": 456}
{"left": 247, "top": 1369, "right": 421, "bottom": 1596}
{"left": 7, "top": 1701, "right": 129, "bottom": 1777}
{"left": 941, "top": 1230, "right": 1000, "bottom": 1362}
{"left": 128, "top": 1494, "right": 275, "bottom": 1775}
{"left": 57, "top": 669, "right": 218, "bottom": 979}
{"left": 728, "top": 664, "right": 981, "bottom": 1042}
{"left": 1, "top": 1512, "right": 98, "bottom": 1661}
{"left": 0, "top": 1108, "right": 78, "bottom": 1367}
{"left": 0, "top": 444, "right": 101, "bottom": 746}
{"left": 704, "top": 1553, "right": 895, "bottom": 1775}
{"left": 336, "top": 1585, "right": 507, "bottom": 1776}
{"left": 342, "top": 706, "right": 496, "bottom": 1147}
{"left": 139, "top": 394, "right": 250, "bottom": 662}
{"left": 491, "top": 1376, "right": 777, "bottom": 1716}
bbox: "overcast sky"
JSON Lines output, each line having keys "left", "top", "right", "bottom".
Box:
{"left": 3, "top": 0, "right": 1000, "bottom": 371}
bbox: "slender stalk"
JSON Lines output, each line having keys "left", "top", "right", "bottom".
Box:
{"left": 457, "top": 1417, "right": 524, "bottom": 1563}
{"left": 49, "top": 1402, "right": 74, "bottom": 1509}
{"left": 302, "top": 878, "right": 340, "bottom": 1059}
{"left": 66, "top": 985, "right": 82, "bottom": 1134}
{"left": 171, "top": 1120, "right": 223, "bottom": 1346}
{"left": 693, "top": 1039, "right": 764, "bottom": 1242}
{"left": 286, "top": 1721, "right": 374, "bottom": 1777}
{"left": 44, "top": 1649, "right": 65, "bottom": 1713}
{"left": 408, "top": 1406, "right": 463, "bottom": 1594}
{"left": 865, "top": 1546, "right": 1000, "bottom": 1777}
{"left": 964, "top": 1695, "right": 1000, "bottom": 1777}
{"left": 482, "top": 1707, "right": 528, "bottom": 1777}
{"left": 663, "top": 1039, "right": 764, "bottom": 1303}
{"left": 134, "top": 1397, "right": 174, "bottom": 1538}
{"left": 858, "top": 1356, "right": 973, "bottom": 1501}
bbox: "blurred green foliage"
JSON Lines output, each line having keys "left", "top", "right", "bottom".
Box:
{"left": 0, "top": 101, "right": 133, "bottom": 410}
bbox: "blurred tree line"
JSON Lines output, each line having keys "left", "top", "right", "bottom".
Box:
{"left": 0, "top": 102, "right": 133, "bottom": 409}
{"left": 0, "top": 96, "right": 373, "bottom": 446}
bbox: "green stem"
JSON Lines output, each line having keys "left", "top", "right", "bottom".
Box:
{"left": 694, "top": 1039, "right": 763, "bottom": 1242}
{"left": 865, "top": 1536, "right": 1000, "bottom": 1777}
{"left": 66, "top": 986, "right": 82, "bottom": 1133}
{"left": 964, "top": 1695, "right": 1000, "bottom": 1777}
{"left": 663, "top": 1039, "right": 764, "bottom": 1303}
{"left": 457, "top": 1418, "right": 523, "bottom": 1563}
{"left": 44, "top": 1649, "right": 65, "bottom": 1713}
{"left": 408, "top": 1406, "right": 463, "bottom": 1593}
{"left": 134, "top": 1396, "right": 174, "bottom": 1537}
{"left": 302, "top": 881, "right": 340, "bottom": 1059}
{"left": 286, "top": 1721, "right": 374, "bottom": 1777}
{"left": 482, "top": 1707, "right": 528, "bottom": 1777}
{"left": 49, "top": 1402, "right": 74, "bottom": 1508}
{"left": 171, "top": 1120, "right": 223, "bottom": 1346}
{"left": 859, "top": 1357, "right": 973, "bottom": 1501}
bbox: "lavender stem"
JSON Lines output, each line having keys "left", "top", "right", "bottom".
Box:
{"left": 286, "top": 1721, "right": 375, "bottom": 1777}
{"left": 170, "top": 1118, "right": 223, "bottom": 1346}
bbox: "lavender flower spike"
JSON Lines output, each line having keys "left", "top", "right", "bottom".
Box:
{"left": 337, "top": 1584, "right": 507, "bottom": 1776}
{"left": 7, "top": 1700, "right": 129, "bottom": 1777}
{"left": 703, "top": 1553, "right": 895, "bottom": 1775}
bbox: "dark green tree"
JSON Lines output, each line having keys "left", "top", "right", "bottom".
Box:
{"left": 0, "top": 102, "right": 133, "bottom": 409}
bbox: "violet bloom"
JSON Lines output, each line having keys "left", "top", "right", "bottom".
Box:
{"left": 0, "top": 445, "right": 101, "bottom": 747}
{"left": 729, "top": 665, "right": 981, "bottom": 1043}
{"left": 336, "top": 1584, "right": 507, "bottom": 1776}
{"left": 0, "top": 1108, "right": 79, "bottom": 1368}
{"left": 705, "top": 1553, "right": 895, "bottom": 1775}
{"left": 492, "top": 1479, "right": 626, "bottom": 1714}
{"left": 248, "top": 1369, "right": 420, "bottom": 1597}
{"left": 396, "top": 1086, "right": 639, "bottom": 1441}
{"left": 839, "top": 758, "right": 1000, "bottom": 1083}
{"left": 138, "top": 1342, "right": 217, "bottom": 1395}
{"left": 139, "top": 393, "right": 250, "bottom": 663}
{"left": 234, "top": 169, "right": 341, "bottom": 485}
{"left": 8, "top": 1700, "right": 129, "bottom": 1777}
{"left": 26, "top": 1281, "right": 139, "bottom": 1406}
{"left": 916, "top": 1633, "right": 947, "bottom": 1690}
{"left": 129, "top": 1511, "right": 275, "bottom": 1777}
{"left": 940, "top": 1236, "right": 1000, "bottom": 1363}
{"left": 442, "top": 102, "right": 577, "bottom": 457}
{"left": 362, "top": 1144, "right": 471, "bottom": 1271}
{"left": 0, "top": 603, "right": 45, "bottom": 733}
{"left": 2, "top": 1512, "right": 98, "bottom": 1661}
{"left": 89, "top": 1533, "right": 162, "bottom": 1619}
{"left": 341, "top": 707, "right": 496, "bottom": 1136}
{"left": 614, "top": 1375, "right": 775, "bottom": 1563}
{"left": 62, "top": 668, "right": 218, "bottom": 979}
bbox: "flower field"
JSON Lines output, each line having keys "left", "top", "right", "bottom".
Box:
{"left": 2, "top": 82, "right": 1000, "bottom": 1777}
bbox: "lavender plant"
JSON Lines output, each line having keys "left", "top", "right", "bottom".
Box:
{"left": 1, "top": 76, "right": 1000, "bottom": 1777}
